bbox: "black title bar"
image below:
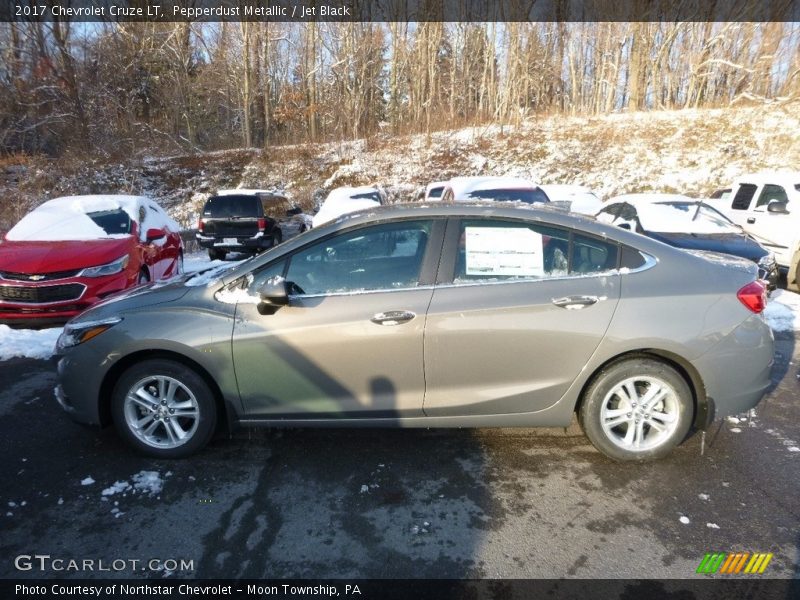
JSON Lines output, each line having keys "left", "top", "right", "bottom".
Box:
{"left": 2, "top": 0, "right": 799, "bottom": 22}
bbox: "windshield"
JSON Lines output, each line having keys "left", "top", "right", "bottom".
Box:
{"left": 466, "top": 188, "right": 549, "bottom": 204}
{"left": 87, "top": 209, "right": 133, "bottom": 235}
{"left": 203, "top": 195, "right": 261, "bottom": 217}
{"left": 640, "top": 202, "right": 740, "bottom": 234}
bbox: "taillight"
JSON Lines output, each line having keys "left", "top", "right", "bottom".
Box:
{"left": 197, "top": 218, "right": 204, "bottom": 233}
{"left": 257, "top": 218, "right": 267, "bottom": 231}
{"left": 737, "top": 280, "right": 767, "bottom": 313}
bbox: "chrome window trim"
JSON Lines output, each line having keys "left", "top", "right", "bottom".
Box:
{"left": 290, "top": 285, "right": 435, "bottom": 300}
{"left": 284, "top": 250, "right": 657, "bottom": 298}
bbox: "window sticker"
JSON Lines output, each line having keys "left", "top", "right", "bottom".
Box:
{"left": 464, "top": 227, "right": 544, "bottom": 277}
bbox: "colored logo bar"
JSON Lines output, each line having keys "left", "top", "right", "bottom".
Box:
{"left": 697, "top": 552, "right": 773, "bottom": 574}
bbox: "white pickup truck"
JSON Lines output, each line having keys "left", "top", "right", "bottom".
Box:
{"left": 706, "top": 173, "right": 800, "bottom": 290}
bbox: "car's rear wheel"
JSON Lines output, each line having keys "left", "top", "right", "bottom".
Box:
{"left": 111, "top": 360, "right": 217, "bottom": 458}
{"left": 208, "top": 248, "right": 226, "bottom": 261}
{"left": 138, "top": 268, "right": 150, "bottom": 284}
{"left": 579, "top": 358, "right": 692, "bottom": 461}
{"left": 272, "top": 229, "right": 283, "bottom": 246}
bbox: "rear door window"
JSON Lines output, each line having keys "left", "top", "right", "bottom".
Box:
{"left": 731, "top": 184, "right": 757, "bottom": 210}
{"left": 452, "top": 219, "right": 618, "bottom": 283}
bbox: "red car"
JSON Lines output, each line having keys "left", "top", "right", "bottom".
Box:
{"left": 0, "top": 195, "right": 183, "bottom": 327}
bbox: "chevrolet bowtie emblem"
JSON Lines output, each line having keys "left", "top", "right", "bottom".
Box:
{"left": 28, "top": 274, "right": 46, "bottom": 281}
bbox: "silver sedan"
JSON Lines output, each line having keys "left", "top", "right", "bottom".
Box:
{"left": 54, "top": 203, "right": 773, "bottom": 461}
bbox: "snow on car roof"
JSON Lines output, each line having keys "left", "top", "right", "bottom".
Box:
{"left": 6, "top": 195, "right": 179, "bottom": 242}
{"left": 216, "top": 188, "right": 286, "bottom": 197}
{"left": 604, "top": 197, "right": 739, "bottom": 234}
{"left": 608, "top": 193, "right": 696, "bottom": 206}
{"left": 448, "top": 176, "right": 538, "bottom": 200}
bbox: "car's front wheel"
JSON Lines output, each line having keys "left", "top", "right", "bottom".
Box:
{"left": 579, "top": 358, "right": 692, "bottom": 461}
{"left": 111, "top": 360, "right": 217, "bottom": 458}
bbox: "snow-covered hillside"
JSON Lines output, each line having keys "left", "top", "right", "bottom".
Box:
{"left": 2, "top": 104, "right": 799, "bottom": 232}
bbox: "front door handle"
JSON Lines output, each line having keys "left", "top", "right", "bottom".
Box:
{"left": 552, "top": 295, "right": 599, "bottom": 310}
{"left": 371, "top": 310, "right": 416, "bottom": 325}
{"left": 747, "top": 217, "right": 756, "bottom": 224}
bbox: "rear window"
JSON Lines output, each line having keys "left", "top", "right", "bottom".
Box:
{"left": 731, "top": 184, "right": 757, "bottom": 210}
{"left": 466, "top": 188, "right": 550, "bottom": 204}
{"left": 350, "top": 191, "right": 384, "bottom": 205}
{"left": 203, "top": 195, "right": 261, "bottom": 217}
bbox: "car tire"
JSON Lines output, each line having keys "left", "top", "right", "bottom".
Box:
{"left": 272, "top": 229, "right": 283, "bottom": 247}
{"left": 111, "top": 360, "right": 218, "bottom": 459}
{"left": 579, "top": 358, "right": 693, "bottom": 461}
{"left": 138, "top": 268, "right": 150, "bottom": 284}
{"left": 208, "top": 248, "right": 226, "bottom": 261}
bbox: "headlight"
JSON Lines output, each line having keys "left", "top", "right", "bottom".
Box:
{"left": 79, "top": 255, "right": 130, "bottom": 278}
{"left": 56, "top": 317, "right": 122, "bottom": 351}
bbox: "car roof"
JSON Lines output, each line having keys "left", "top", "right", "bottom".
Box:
{"left": 445, "top": 176, "right": 539, "bottom": 200}
{"left": 215, "top": 189, "right": 286, "bottom": 198}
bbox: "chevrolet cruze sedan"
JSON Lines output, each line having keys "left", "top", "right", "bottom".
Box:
{"left": 0, "top": 195, "right": 183, "bottom": 326}
{"left": 54, "top": 204, "right": 773, "bottom": 461}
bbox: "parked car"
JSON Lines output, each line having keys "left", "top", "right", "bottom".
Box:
{"left": 424, "top": 181, "right": 448, "bottom": 201}
{"left": 704, "top": 172, "right": 800, "bottom": 285}
{"left": 441, "top": 176, "right": 549, "bottom": 204}
{"left": 55, "top": 203, "right": 772, "bottom": 461}
{"left": 538, "top": 184, "right": 603, "bottom": 215}
{"left": 311, "top": 186, "right": 386, "bottom": 228}
{"left": 597, "top": 194, "right": 778, "bottom": 288}
{"left": 196, "top": 190, "right": 295, "bottom": 261}
{"left": 0, "top": 195, "right": 183, "bottom": 327}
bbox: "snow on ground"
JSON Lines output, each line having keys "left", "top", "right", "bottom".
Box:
{"left": 764, "top": 289, "right": 800, "bottom": 332}
{"left": 0, "top": 325, "right": 62, "bottom": 361}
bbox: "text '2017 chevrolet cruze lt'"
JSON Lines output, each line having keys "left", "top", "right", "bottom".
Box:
{"left": 54, "top": 204, "right": 773, "bottom": 461}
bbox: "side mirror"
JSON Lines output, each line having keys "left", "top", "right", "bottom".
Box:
{"left": 257, "top": 276, "right": 289, "bottom": 315}
{"left": 767, "top": 200, "right": 789, "bottom": 214}
{"left": 617, "top": 223, "right": 631, "bottom": 230}
{"left": 146, "top": 227, "right": 167, "bottom": 242}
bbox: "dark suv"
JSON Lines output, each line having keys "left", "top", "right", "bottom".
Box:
{"left": 196, "top": 192, "right": 291, "bottom": 261}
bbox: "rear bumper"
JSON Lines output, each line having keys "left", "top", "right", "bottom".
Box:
{"left": 693, "top": 315, "right": 774, "bottom": 418}
{"left": 196, "top": 233, "right": 278, "bottom": 252}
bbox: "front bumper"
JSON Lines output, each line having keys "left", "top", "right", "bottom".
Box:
{"left": 0, "top": 271, "right": 132, "bottom": 326}
{"left": 55, "top": 351, "right": 105, "bottom": 426}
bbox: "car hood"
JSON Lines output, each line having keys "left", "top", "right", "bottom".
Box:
{"left": 0, "top": 237, "right": 135, "bottom": 273}
{"left": 70, "top": 276, "right": 193, "bottom": 324}
{"left": 647, "top": 231, "right": 768, "bottom": 263}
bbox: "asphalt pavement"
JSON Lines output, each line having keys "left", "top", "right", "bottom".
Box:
{"left": 0, "top": 334, "right": 798, "bottom": 580}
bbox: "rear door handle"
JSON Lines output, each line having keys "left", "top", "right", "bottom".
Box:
{"left": 747, "top": 217, "right": 756, "bottom": 224}
{"left": 552, "top": 295, "right": 599, "bottom": 309}
{"left": 371, "top": 310, "right": 416, "bottom": 325}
